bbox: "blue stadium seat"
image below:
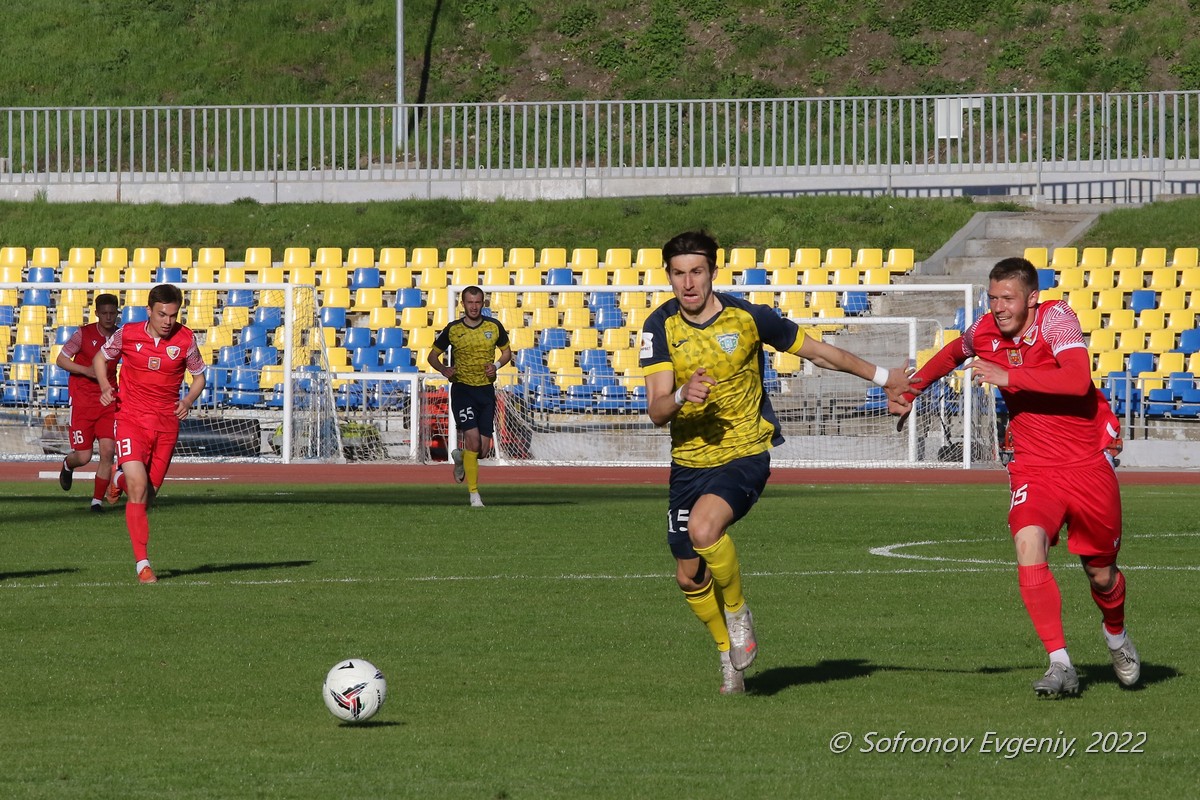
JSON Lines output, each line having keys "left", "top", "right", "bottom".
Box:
{"left": 588, "top": 291, "right": 619, "bottom": 310}
{"left": 1036, "top": 269, "right": 1055, "bottom": 291}
{"left": 0, "top": 306, "right": 14, "bottom": 326}
{"left": 1128, "top": 290, "right": 1157, "bottom": 313}
{"left": 253, "top": 307, "right": 284, "bottom": 328}
{"left": 54, "top": 326, "right": 79, "bottom": 344}
{"left": 595, "top": 384, "right": 630, "bottom": 412}
{"left": 538, "top": 328, "right": 570, "bottom": 350}
{"left": 593, "top": 307, "right": 625, "bottom": 332}
{"left": 156, "top": 267, "right": 184, "bottom": 283}
{"left": 12, "top": 345, "right": 40, "bottom": 363}
{"left": 335, "top": 382, "right": 366, "bottom": 411}
{"left": 763, "top": 366, "right": 781, "bottom": 394}
{"left": 382, "top": 346, "right": 415, "bottom": 372}
{"left": 122, "top": 307, "right": 149, "bottom": 324}
{"left": 351, "top": 267, "right": 382, "bottom": 290}
{"left": 1127, "top": 351, "right": 1155, "bottom": 377}
{"left": 951, "top": 308, "right": 967, "bottom": 330}
{"left": 394, "top": 287, "right": 424, "bottom": 310}
{"left": 1175, "top": 387, "right": 1200, "bottom": 418}
{"left": 1105, "top": 371, "right": 1140, "bottom": 416}
{"left": 351, "top": 346, "right": 380, "bottom": 371}
{"left": 858, "top": 386, "right": 889, "bottom": 412}
{"left": 579, "top": 349, "right": 610, "bottom": 372}
{"left": 742, "top": 268, "right": 768, "bottom": 286}
{"left": 27, "top": 267, "right": 57, "bottom": 284}
{"left": 21, "top": 288, "right": 51, "bottom": 306}
{"left": 377, "top": 327, "right": 406, "bottom": 349}
{"left": 225, "top": 367, "right": 261, "bottom": 406}
{"left": 514, "top": 348, "right": 549, "bottom": 373}
{"left": 250, "top": 346, "right": 279, "bottom": 368}
{"left": 545, "top": 268, "right": 574, "bottom": 286}
{"left": 842, "top": 291, "right": 870, "bottom": 316}
{"left": 217, "top": 346, "right": 245, "bottom": 367}
{"left": 530, "top": 383, "right": 563, "bottom": 411}
{"left": 239, "top": 324, "right": 271, "bottom": 348}
{"left": 319, "top": 307, "right": 347, "bottom": 329}
{"left": 628, "top": 384, "right": 648, "bottom": 413}
{"left": 342, "top": 327, "right": 373, "bottom": 351}
{"left": 563, "top": 384, "right": 596, "bottom": 412}
{"left": 1174, "top": 328, "right": 1200, "bottom": 354}
{"left": 226, "top": 289, "right": 256, "bottom": 307}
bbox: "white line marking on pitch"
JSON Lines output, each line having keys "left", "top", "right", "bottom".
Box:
{"left": 869, "top": 532, "right": 1200, "bottom": 571}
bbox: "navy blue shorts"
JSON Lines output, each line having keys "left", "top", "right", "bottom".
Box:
{"left": 666, "top": 451, "right": 771, "bottom": 561}
{"left": 450, "top": 383, "right": 497, "bottom": 438}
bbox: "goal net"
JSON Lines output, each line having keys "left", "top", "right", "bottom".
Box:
{"left": 424, "top": 283, "right": 999, "bottom": 468}
{"left": 0, "top": 281, "right": 341, "bottom": 463}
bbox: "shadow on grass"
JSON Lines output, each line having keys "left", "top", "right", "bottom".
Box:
{"left": 747, "top": 659, "right": 1025, "bottom": 696}
{"left": 160, "top": 560, "right": 315, "bottom": 580}
{"left": 1077, "top": 661, "right": 1180, "bottom": 692}
{"left": 337, "top": 720, "right": 406, "bottom": 729}
{"left": 0, "top": 567, "right": 80, "bottom": 581}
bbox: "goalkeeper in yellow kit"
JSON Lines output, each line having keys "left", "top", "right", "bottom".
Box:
{"left": 640, "top": 231, "right": 913, "bottom": 693}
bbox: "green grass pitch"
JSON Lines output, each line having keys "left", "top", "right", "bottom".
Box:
{"left": 2, "top": 478, "right": 1197, "bottom": 799}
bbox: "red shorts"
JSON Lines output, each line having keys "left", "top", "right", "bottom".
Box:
{"left": 1007, "top": 458, "right": 1122, "bottom": 557}
{"left": 114, "top": 418, "right": 180, "bottom": 489}
{"left": 68, "top": 400, "right": 116, "bottom": 452}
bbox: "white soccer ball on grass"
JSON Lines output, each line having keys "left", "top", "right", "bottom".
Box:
{"left": 322, "top": 658, "right": 387, "bottom": 723}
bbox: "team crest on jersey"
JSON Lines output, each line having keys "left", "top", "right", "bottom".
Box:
{"left": 148, "top": 357, "right": 161, "bottom": 371}
{"left": 716, "top": 333, "right": 739, "bottom": 354}
{"left": 484, "top": 331, "right": 494, "bottom": 341}
{"left": 166, "top": 345, "right": 180, "bottom": 360}
{"left": 1007, "top": 349, "right": 1023, "bottom": 367}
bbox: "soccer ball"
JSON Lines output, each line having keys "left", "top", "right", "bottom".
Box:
{"left": 322, "top": 659, "right": 387, "bottom": 723}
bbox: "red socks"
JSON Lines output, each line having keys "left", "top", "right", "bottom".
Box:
{"left": 1018, "top": 563, "right": 1066, "bottom": 653}
{"left": 126, "top": 502, "right": 150, "bottom": 563}
{"left": 1091, "top": 570, "right": 1127, "bottom": 635}
{"left": 93, "top": 475, "right": 109, "bottom": 503}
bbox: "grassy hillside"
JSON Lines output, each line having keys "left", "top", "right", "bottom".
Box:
{"left": 2, "top": 0, "right": 1199, "bottom": 108}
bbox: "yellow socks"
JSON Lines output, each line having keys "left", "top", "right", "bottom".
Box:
{"left": 683, "top": 579, "right": 730, "bottom": 651}
{"left": 694, "top": 534, "right": 745, "bottom": 613}
{"left": 464, "top": 450, "right": 480, "bottom": 492}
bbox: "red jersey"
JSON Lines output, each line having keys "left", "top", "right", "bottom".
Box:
{"left": 913, "top": 300, "right": 1112, "bottom": 470}
{"left": 100, "top": 322, "right": 206, "bottom": 433}
{"left": 60, "top": 323, "right": 120, "bottom": 406}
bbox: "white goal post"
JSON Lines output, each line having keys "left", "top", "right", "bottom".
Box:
{"left": 0, "top": 281, "right": 342, "bottom": 464}
{"left": 422, "top": 282, "right": 998, "bottom": 468}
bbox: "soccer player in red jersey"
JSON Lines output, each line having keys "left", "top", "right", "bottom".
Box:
{"left": 55, "top": 293, "right": 121, "bottom": 511}
{"left": 891, "top": 257, "right": 1139, "bottom": 697}
{"left": 94, "top": 284, "right": 207, "bottom": 584}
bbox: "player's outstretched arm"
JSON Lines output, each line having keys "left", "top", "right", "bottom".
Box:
{"left": 796, "top": 337, "right": 918, "bottom": 399}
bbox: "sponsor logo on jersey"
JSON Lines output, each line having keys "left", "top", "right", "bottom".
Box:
{"left": 639, "top": 332, "right": 654, "bottom": 358}
{"left": 136, "top": 343, "right": 144, "bottom": 352}
{"left": 671, "top": 338, "right": 689, "bottom": 348}
{"left": 716, "top": 333, "right": 739, "bottom": 353}
{"left": 148, "top": 357, "right": 161, "bottom": 371}
{"left": 991, "top": 339, "right": 1001, "bottom": 351}
{"left": 166, "top": 346, "right": 180, "bottom": 360}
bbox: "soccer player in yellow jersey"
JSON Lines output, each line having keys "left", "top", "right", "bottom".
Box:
{"left": 428, "top": 285, "right": 512, "bottom": 507}
{"left": 641, "top": 230, "right": 914, "bottom": 694}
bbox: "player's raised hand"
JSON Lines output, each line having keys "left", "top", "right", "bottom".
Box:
{"left": 680, "top": 367, "right": 717, "bottom": 404}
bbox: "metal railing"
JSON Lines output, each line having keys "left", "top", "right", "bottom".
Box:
{"left": 3, "top": 92, "right": 1200, "bottom": 201}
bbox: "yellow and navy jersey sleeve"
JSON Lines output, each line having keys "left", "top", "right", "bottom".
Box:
{"left": 640, "top": 293, "right": 806, "bottom": 468}
{"left": 431, "top": 317, "right": 509, "bottom": 386}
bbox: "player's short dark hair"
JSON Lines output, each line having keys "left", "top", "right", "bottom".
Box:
{"left": 94, "top": 293, "right": 119, "bottom": 309}
{"left": 663, "top": 230, "right": 718, "bottom": 274}
{"left": 462, "top": 285, "right": 485, "bottom": 301}
{"left": 148, "top": 283, "right": 184, "bottom": 308}
{"left": 989, "top": 257, "right": 1039, "bottom": 293}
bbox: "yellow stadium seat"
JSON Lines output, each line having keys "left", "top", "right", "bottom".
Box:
{"left": 1146, "top": 329, "right": 1177, "bottom": 352}
{"left": 884, "top": 248, "right": 914, "bottom": 274}
{"left": 612, "top": 348, "right": 641, "bottom": 375}
{"left": 1179, "top": 269, "right": 1200, "bottom": 291}
{"left": 476, "top": 247, "right": 505, "bottom": 271}
{"left": 1148, "top": 268, "right": 1178, "bottom": 291}
{"left": 32, "top": 247, "right": 59, "bottom": 269}
{"left": 571, "top": 328, "right": 600, "bottom": 350}
{"left": 1074, "top": 307, "right": 1101, "bottom": 332}
{"left": 99, "top": 247, "right": 129, "bottom": 271}
{"left": 243, "top": 247, "right": 273, "bottom": 272}
{"left": 580, "top": 268, "right": 609, "bottom": 287}
{"left": 204, "top": 325, "right": 235, "bottom": 349}
{"left": 635, "top": 248, "right": 663, "bottom": 271}
{"left": 777, "top": 293, "right": 808, "bottom": 317}
{"left": 1158, "top": 352, "right": 1185, "bottom": 376}
{"left": 530, "top": 307, "right": 561, "bottom": 329}
{"left": 382, "top": 266, "right": 413, "bottom": 291}
{"left": 1093, "top": 350, "right": 1125, "bottom": 376}
{"left": 430, "top": 306, "right": 451, "bottom": 329}
{"left": 762, "top": 248, "right": 791, "bottom": 273}
{"left": 400, "top": 306, "right": 431, "bottom": 329}
{"left": 91, "top": 265, "right": 122, "bottom": 285}
{"left": 625, "top": 308, "right": 650, "bottom": 329}
{"left": 1023, "top": 247, "right": 1049, "bottom": 269}
{"left": 1138, "top": 247, "right": 1167, "bottom": 270}
{"left": 831, "top": 268, "right": 861, "bottom": 287}
{"left": 197, "top": 247, "right": 225, "bottom": 271}
{"left": 603, "top": 248, "right": 632, "bottom": 270}
{"left": 619, "top": 291, "right": 648, "bottom": 310}
{"left": 1086, "top": 267, "right": 1115, "bottom": 290}
{"left": 18, "top": 305, "right": 47, "bottom": 327}
{"left": 289, "top": 267, "right": 318, "bottom": 288}
{"left": 165, "top": 247, "right": 193, "bottom": 271}
{"left": 1047, "top": 247, "right": 1076, "bottom": 272}
{"left": 1105, "top": 309, "right": 1135, "bottom": 331}
{"left": 322, "top": 287, "right": 351, "bottom": 309}
{"left": 1137, "top": 309, "right": 1166, "bottom": 330}
{"left": 282, "top": 247, "right": 312, "bottom": 272}
{"left": 443, "top": 247, "right": 473, "bottom": 272}
{"left": 1115, "top": 330, "right": 1144, "bottom": 354}
{"left": 547, "top": 348, "right": 577, "bottom": 372}
{"left": 506, "top": 247, "right": 535, "bottom": 270}
{"left": 1079, "top": 247, "right": 1108, "bottom": 272}
{"left": 220, "top": 306, "right": 251, "bottom": 329}
{"left": 1170, "top": 247, "right": 1199, "bottom": 269}
{"left": 346, "top": 247, "right": 375, "bottom": 270}
{"left": 560, "top": 307, "right": 592, "bottom": 329}
{"left": 482, "top": 267, "right": 513, "bottom": 287}
{"left": 853, "top": 248, "right": 883, "bottom": 270}
{"left": 450, "top": 266, "right": 479, "bottom": 287}
{"left": 1109, "top": 247, "right": 1137, "bottom": 269}
{"left": 556, "top": 290, "right": 584, "bottom": 309}
{"left": 727, "top": 248, "right": 758, "bottom": 272}
{"left": 186, "top": 266, "right": 216, "bottom": 284}
{"left": 1038, "top": 287, "right": 1063, "bottom": 303}
{"left": 59, "top": 266, "right": 88, "bottom": 284}
{"left": 1089, "top": 328, "right": 1117, "bottom": 352}
{"left": 802, "top": 267, "right": 831, "bottom": 286}
{"left": 1114, "top": 268, "right": 1146, "bottom": 292}
{"left": 56, "top": 303, "right": 85, "bottom": 327}
{"left": 315, "top": 247, "right": 344, "bottom": 269}
{"left": 538, "top": 248, "right": 567, "bottom": 270}
{"left": 601, "top": 328, "right": 633, "bottom": 352}
{"left": 1167, "top": 309, "right": 1197, "bottom": 331}
{"left": 367, "top": 307, "right": 397, "bottom": 330}
{"left": 16, "top": 325, "right": 45, "bottom": 345}
{"left": 1093, "top": 289, "right": 1124, "bottom": 311}
{"left": 219, "top": 266, "right": 246, "bottom": 284}
{"left": 318, "top": 267, "right": 349, "bottom": 289}
{"left": 490, "top": 291, "right": 518, "bottom": 311}
{"left": 417, "top": 267, "right": 448, "bottom": 290}
{"left": 823, "top": 248, "right": 852, "bottom": 270}
{"left": 1055, "top": 268, "right": 1084, "bottom": 291}
{"left": 370, "top": 247, "right": 403, "bottom": 271}
{"left": 774, "top": 352, "right": 804, "bottom": 375}
{"left": 0, "top": 246, "right": 27, "bottom": 269}
{"left": 426, "top": 287, "right": 450, "bottom": 313}
{"left": 353, "top": 288, "right": 384, "bottom": 310}
{"left": 507, "top": 327, "right": 537, "bottom": 352}
{"left": 65, "top": 247, "right": 96, "bottom": 272}
{"left": 611, "top": 268, "right": 641, "bottom": 288}
{"left": 570, "top": 248, "right": 599, "bottom": 272}
{"left": 793, "top": 248, "right": 821, "bottom": 272}
{"left": 1188, "top": 353, "right": 1200, "bottom": 375}
{"left": 772, "top": 267, "right": 799, "bottom": 287}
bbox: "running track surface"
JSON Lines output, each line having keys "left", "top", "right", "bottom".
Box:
{"left": 3, "top": 460, "right": 1198, "bottom": 486}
